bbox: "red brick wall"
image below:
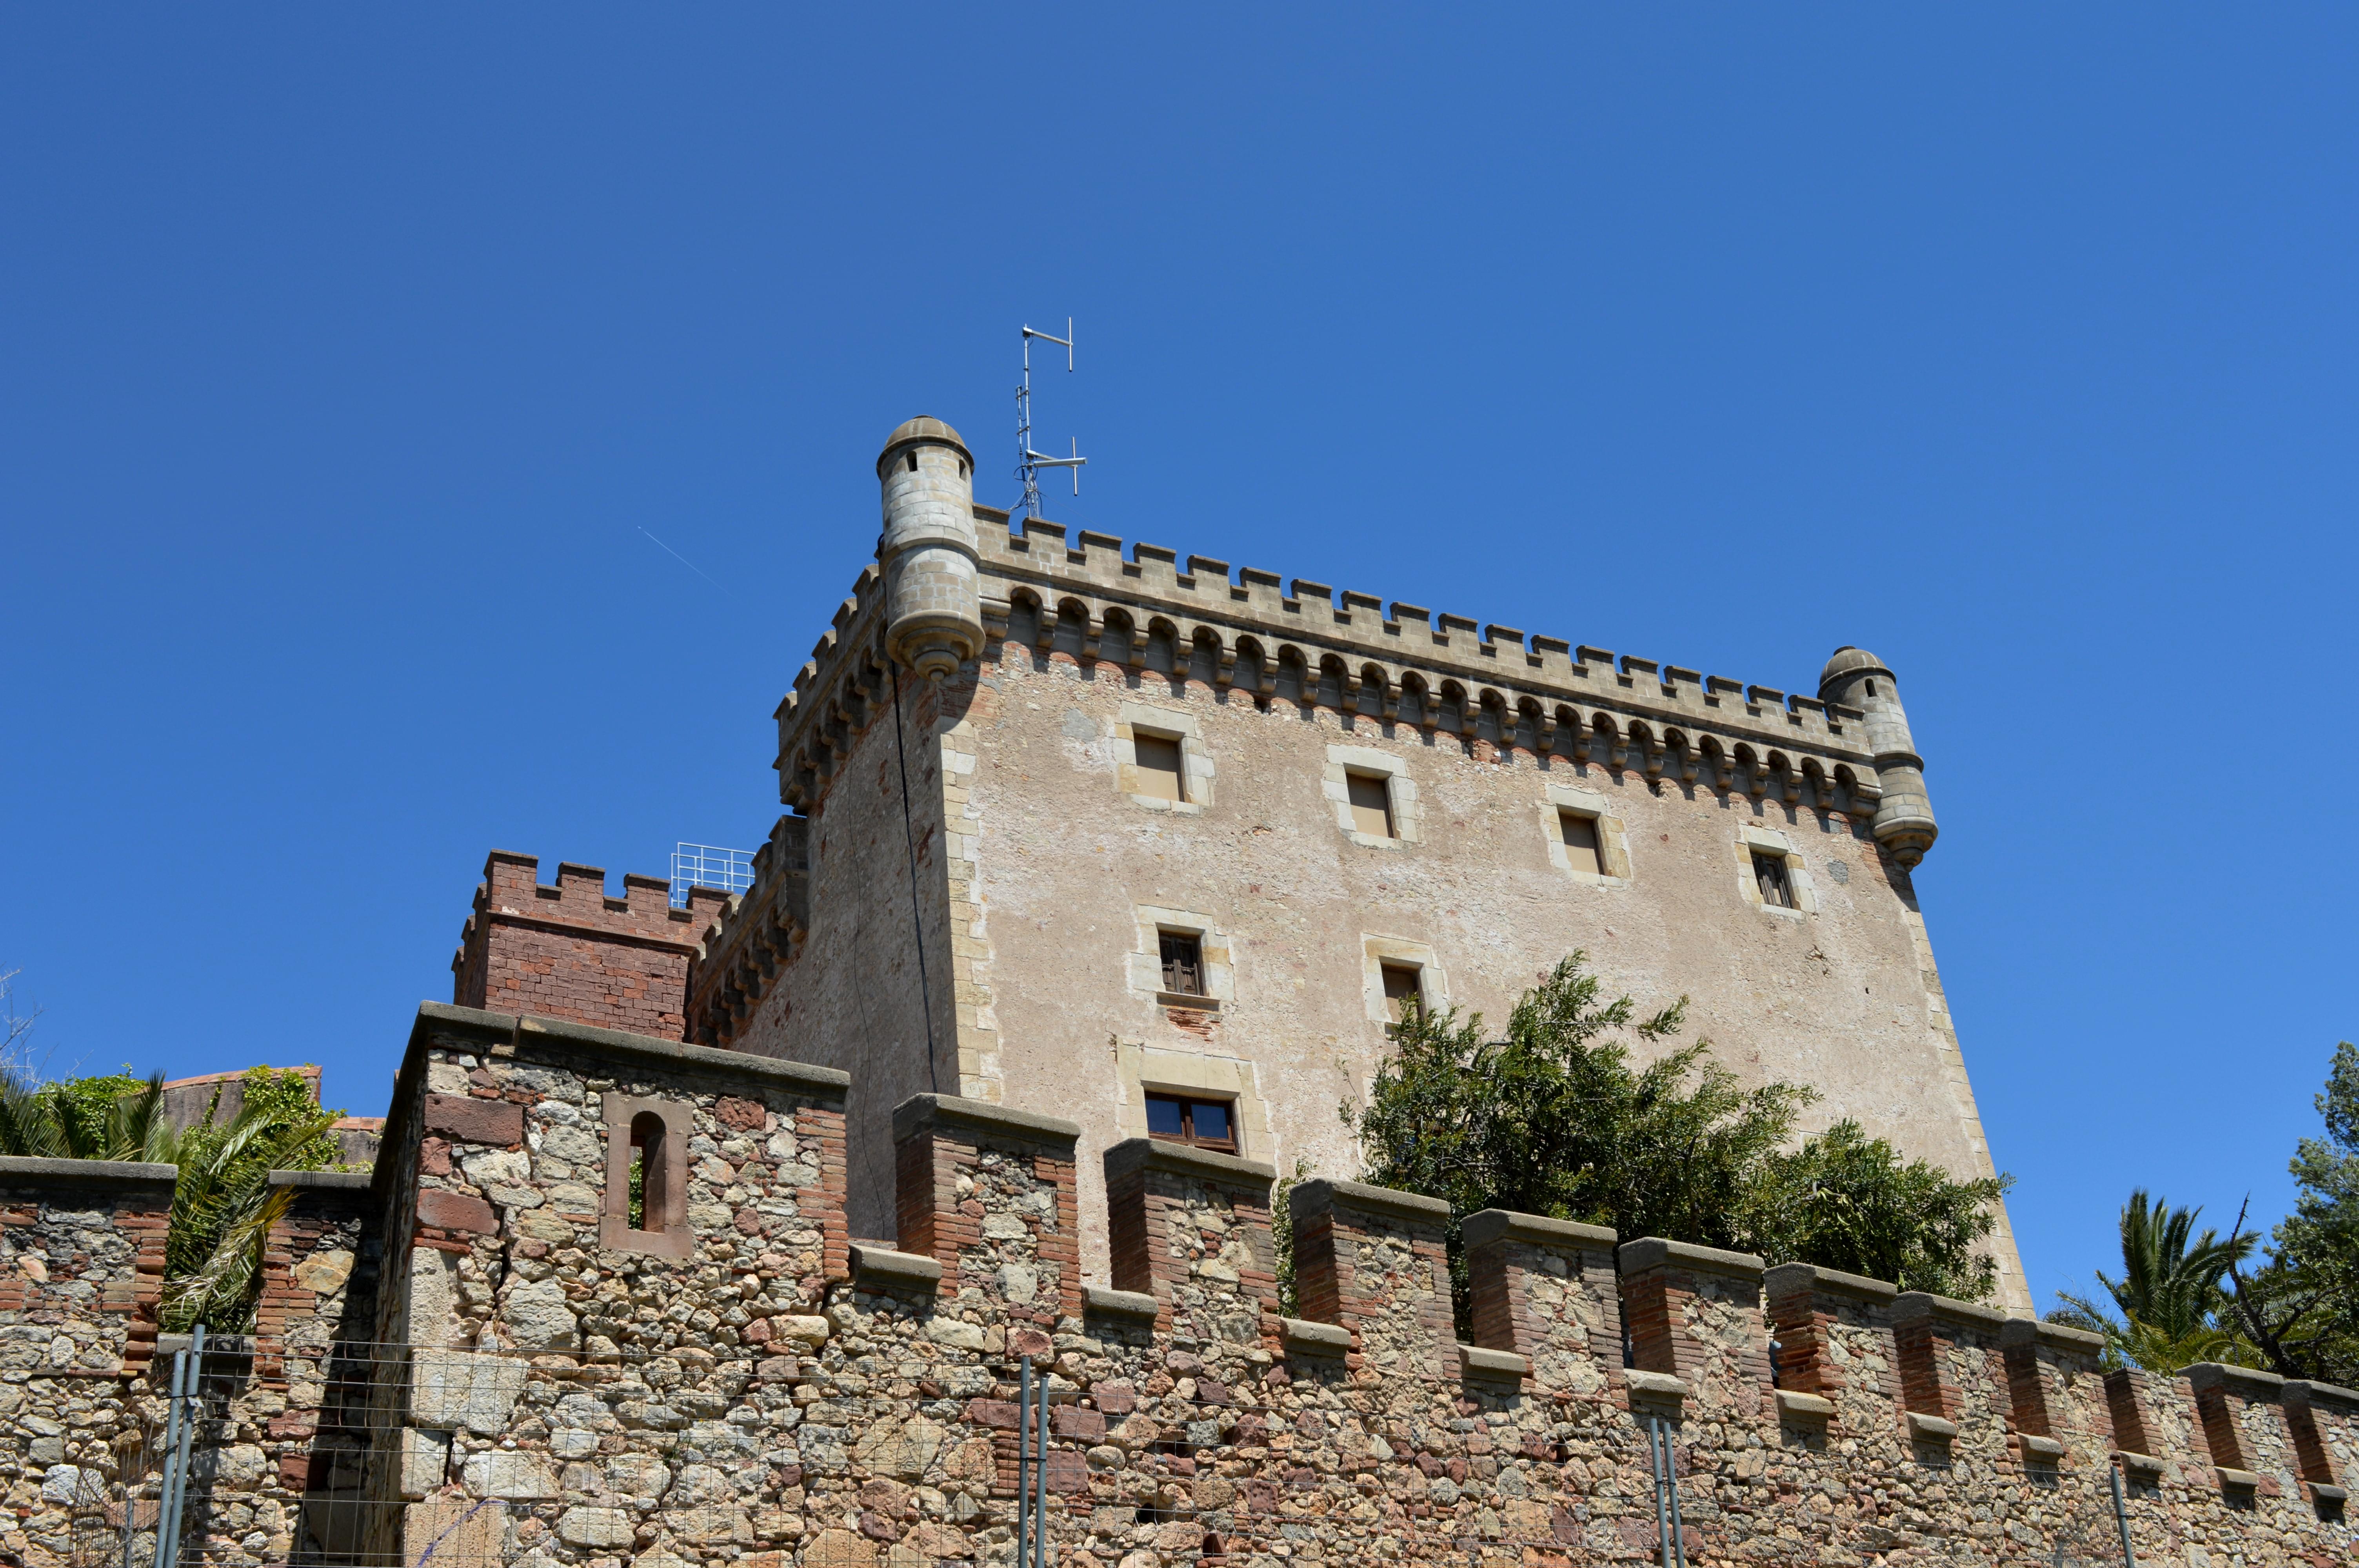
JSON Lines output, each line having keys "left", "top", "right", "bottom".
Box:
{"left": 450, "top": 850, "right": 727, "bottom": 1038}
{"left": 892, "top": 1098, "right": 1082, "bottom": 1326}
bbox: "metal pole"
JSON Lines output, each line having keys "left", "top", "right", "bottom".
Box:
{"left": 1648, "top": 1417, "right": 1672, "bottom": 1568}
{"left": 162, "top": 1325, "right": 204, "bottom": 1568}
{"left": 1031, "top": 1356, "right": 1049, "bottom": 1568}
{"left": 1016, "top": 1356, "right": 1030, "bottom": 1568}
{"left": 1663, "top": 1421, "right": 1687, "bottom": 1568}
{"left": 2111, "top": 1463, "right": 2136, "bottom": 1567}
{"left": 147, "top": 1348, "right": 188, "bottom": 1568}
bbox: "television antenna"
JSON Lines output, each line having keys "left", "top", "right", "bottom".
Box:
{"left": 1015, "top": 319, "right": 1087, "bottom": 521}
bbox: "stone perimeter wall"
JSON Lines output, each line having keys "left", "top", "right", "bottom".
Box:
{"left": 0, "top": 1157, "right": 174, "bottom": 1568}
{"left": 10, "top": 1011, "right": 2355, "bottom": 1568}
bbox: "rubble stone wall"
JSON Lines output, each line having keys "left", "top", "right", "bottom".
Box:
{"left": 10, "top": 1013, "right": 2353, "bottom": 1568}
{"left": 0, "top": 1156, "right": 174, "bottom": 1568}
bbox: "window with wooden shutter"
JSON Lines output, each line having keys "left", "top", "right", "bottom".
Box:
{"left": 1753, "top": 852, "right": 1795, "bottom": 909}
{"left": 1158, "top": 930, "right": 1205, "bottom": 996}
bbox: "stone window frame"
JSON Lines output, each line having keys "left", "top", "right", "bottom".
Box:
{"left": 1324, "top": 744, "right": 1422, "bottom": 851}
{"left": 1541, "top": 782, "right": 1633, "bottom": 888}
{"left": 1735, "top": 825, "right": 1819, "bottom": 919}
{"left": 600, "top": 1094, "right": 694, "bottom": 1259}
{"left": 1125, "top": 904, "right": 1236, "bottom": 1009}
{"left": 1114, "top": 701, "right": 1214, "bottom": 815}
{"left": 1361, "top": 933, "right": 1446, "bottom": 1025}
{"left": 1113, "top": 1039, "right": 1271, "bottom": 1158}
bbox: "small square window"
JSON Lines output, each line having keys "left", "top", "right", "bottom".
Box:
{"left": 1159, "top": 930, "right": 1204, "bottom": 996}
{"left": 1379, "top": 962, "right": 1424, "bottom": 1024}
{"left": 1133, "top": 733, "right": 1186, "bottom": 802}
{"left": 1559, "top": 810, "right": 1602, "bottom": 875}
{"left": 1753, "top": 852, "right": 1795, "bottom": 909}
{"left": 1145, "top": 1092, "right": 1236, "bottom": 1153}
{"left": 1346, "top": 771, "right": 1395, "bottom": 838}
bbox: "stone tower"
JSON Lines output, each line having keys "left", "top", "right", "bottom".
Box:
{"left": 691, "top": 416, "right": 2032, "bottom": 1312}
{"left": 1817, "top": 646, "right": 1937, "bottom": 866}
{"left": 877, "top": 416, "right": 982, "bottom": 683}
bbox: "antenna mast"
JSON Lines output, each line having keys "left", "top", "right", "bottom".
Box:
{"left": 1016, "top": 319, "right": 1087, "bottom": 521}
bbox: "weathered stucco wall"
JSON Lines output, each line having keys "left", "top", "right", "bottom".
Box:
{"left": 734, "top": 671, "right": 960, "bottom": 1245}
{"left": 942, "top": 634, "right": 2026, "bottom": 1308}
{"left": 728, "top": 474, "right": 2023, "bottom": 1308}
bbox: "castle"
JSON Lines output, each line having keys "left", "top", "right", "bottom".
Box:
{"left": 6, "top": 421, "right": 2353, "bottom": 1568}
{"left": 462, "top": 414, "right": 2025, "bottom": 1310}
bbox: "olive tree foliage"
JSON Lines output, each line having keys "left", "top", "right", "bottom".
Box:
{"left": 1343, "top": 953, "right": 2012, "bottom": 1332}
{"left": 1751, "top": 1120, "right": 2012, "bottom": 1302}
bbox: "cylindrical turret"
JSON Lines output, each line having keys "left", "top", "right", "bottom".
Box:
{"left": 876, "top": 416, "right": 981, "bottom": 682}
{"left": 1818, "top": 646, "right": 1938, "bottom": 866}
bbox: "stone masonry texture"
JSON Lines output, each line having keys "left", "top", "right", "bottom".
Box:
{"left": 9, "top": 1006, "right": 2353, "bottom": 1568}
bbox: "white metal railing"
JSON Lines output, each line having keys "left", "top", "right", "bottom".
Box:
{"left": 669, "top": 842, "right": 754, "bottom": 908}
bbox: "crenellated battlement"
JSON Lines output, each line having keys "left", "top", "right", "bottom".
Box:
{"left": 685, "top": 814, "right": 810, "bottom": 1048}
{"left": 973, "top": 510, "right": 1868, "bottom": 753}
{"left": 25, "top": 1010, "right": 2354, "bottom": 1568}
{"left": 771, "top": 507, "right": 1895, "bottom": 824}
{"left": 771, "top": 563, "right": 894, "bottom": 811}
{"left": 451, "top": 850, "right": 727, "bottom": 1039}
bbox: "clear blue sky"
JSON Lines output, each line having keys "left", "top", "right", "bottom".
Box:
{"left": 4, "top": 10, "right": 2352, "bottom": 1310}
